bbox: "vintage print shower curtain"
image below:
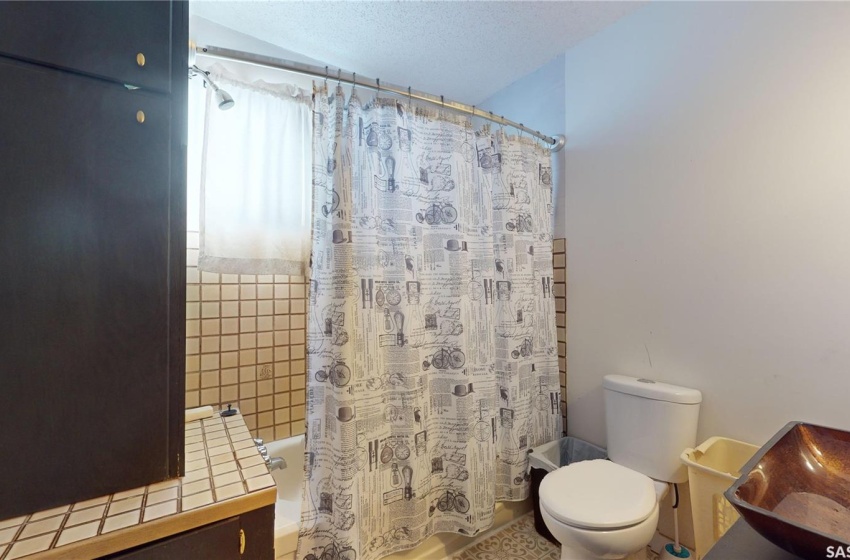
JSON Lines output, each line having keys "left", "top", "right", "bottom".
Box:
{"left": 298, "top": 85, "right": 560, "bottom": 560}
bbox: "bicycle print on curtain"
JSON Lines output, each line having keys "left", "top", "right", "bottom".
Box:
{"left": 298, "top": 84, "right": 561, "bottom": 560}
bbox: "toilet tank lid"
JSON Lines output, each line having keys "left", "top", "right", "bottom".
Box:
{"left": 603, "top": 375, "right": 702, "bottom": 404}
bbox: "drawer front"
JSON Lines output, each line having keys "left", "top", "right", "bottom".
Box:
{"left": 0, "top": 1, "right": 173, "bottom": 92}
{"left": 100, "top": 506, "right": 274, "bottom": 559}
{"left": 105, "top": 517, "right": 241, "bottom": 559}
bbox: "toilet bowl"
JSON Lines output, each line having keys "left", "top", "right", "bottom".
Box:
{"left": 539, "top": 460, "right": 668, "bottom": 560}
{"left": 538, "top": 375, "right": 702, "bottom": 560}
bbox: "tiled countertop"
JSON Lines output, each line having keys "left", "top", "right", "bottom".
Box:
{"left": 0, "top": 413, "right": 276, "bottom": 559}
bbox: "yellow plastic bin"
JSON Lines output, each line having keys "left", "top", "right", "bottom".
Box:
{"left": 680, "top": 437, "right": 759, "bottom": 560}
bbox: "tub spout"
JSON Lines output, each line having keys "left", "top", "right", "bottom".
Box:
{"left": 268, "top": 456, "right": 287, "bottom": 471}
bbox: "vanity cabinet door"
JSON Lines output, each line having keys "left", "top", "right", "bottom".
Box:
{"left": 0, "top": 1, "right": 173, "bottom": 92}
{"left": 0, "top": 55, "right": 181, "bottom": 520}
{"left": 238, "top": 506, "right": 275, "bottom": 560}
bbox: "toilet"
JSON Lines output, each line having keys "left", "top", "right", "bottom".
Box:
{"left": 540, "top": 375, "right": 702, "bottom": 560}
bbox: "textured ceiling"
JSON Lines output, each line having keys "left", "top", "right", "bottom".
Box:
{"left": 191, "top": 1, "right": 645, "bottom": 104}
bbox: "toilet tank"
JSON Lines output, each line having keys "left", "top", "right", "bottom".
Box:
{"left": 604, "top": 375, "right": 702, "bottom": 483}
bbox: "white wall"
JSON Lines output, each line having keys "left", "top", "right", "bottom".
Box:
{"left": 191, "top": 15, "right": 323, "bottom": 70}
{"left": 563, "top": 1, "right": 850, "bottom": 449}
{"left": 479, "top": 55, "right": 567, "bottom": 239}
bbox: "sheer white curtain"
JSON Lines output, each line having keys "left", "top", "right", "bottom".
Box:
{"left": 190, "top": 64, "right": 313, "bottom": 275}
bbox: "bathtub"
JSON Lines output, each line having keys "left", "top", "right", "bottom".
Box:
{"left": 265, "top": 434, "right": 307, "bottom": 558}
{"left": 265, "top": 435, "right": 531, "bottom": 560}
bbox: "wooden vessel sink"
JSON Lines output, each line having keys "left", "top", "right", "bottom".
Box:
{"left": 725, "top": 421, "right": 850, "bottom": 559}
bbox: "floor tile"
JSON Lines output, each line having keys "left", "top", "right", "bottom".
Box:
{"left": 453, "top": 513, "right": 559, "bottom": 560}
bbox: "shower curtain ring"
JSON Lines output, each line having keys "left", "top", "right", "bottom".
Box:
{"left": 352, "top": 73, "right": 356, "bottom": 90}
{"left": 337, "top": 68, "right": 341, "bottom": 85}
{"left": 408, "top": 86, "right": 412, "bottom": 106}
{"left": 376, "top": 78, "right": 380, "bottom": 92}
{"left": 324, "top": 65, "right": 328, "bottom": 84}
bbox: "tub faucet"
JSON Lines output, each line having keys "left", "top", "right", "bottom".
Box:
{"left": 267, "top": 456, "right": 287, "bottom": 471}
{"left": 252, "top": 437, "right": 285, "bottom": 471}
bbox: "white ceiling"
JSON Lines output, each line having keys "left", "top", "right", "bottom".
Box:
{"left": 191, "top": 1, "right": 645, "bottom": 104}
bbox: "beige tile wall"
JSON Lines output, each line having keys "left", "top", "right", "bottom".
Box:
{"left": 553, "top": 238, "right": 567, "bottom": 436}
{"left": 185, "top": 232, "right": 307, "bottom": 441}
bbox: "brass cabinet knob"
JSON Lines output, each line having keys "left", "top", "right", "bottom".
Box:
{"left": 136, "top": 52, "right": 146, "bottom": 67}
{"left": 136, "top": 111, "right": 145, "bottom": 124}
{"left": 239, "top": 529, "right": 246, "bottom": 554}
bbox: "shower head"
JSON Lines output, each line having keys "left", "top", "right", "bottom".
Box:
{"left": 190, "top": 65, "right": 235, "bottom": 110}
{"left": 215, "top": 89, "right": 235, "bottom": 111}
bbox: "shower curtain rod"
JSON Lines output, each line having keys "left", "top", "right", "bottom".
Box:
{"left": 195, "top": 45, "right": 567, "bottom": 152}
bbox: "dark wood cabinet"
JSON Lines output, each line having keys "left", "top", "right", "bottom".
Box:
{"left": 107, "top": 517, "right": 241, "bottom": 560}
{"left": 237, "top": 506, "right": 276, "bottom": 560}
{"left": 102, "top": 506, "right": 275, "bottom": 560}
{"left": 0, "top": 1, "right": 174, "bottom": 92}
{"left": 0, "top": 1, "right": 187, "bottom": 521}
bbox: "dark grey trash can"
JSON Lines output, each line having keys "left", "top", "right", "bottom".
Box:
{"left": 528, "top": 437, "right": 607, "bottom": 544}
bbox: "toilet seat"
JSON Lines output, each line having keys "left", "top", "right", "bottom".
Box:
{"left": 539, "top": 459, "right": 657, "bottom": 530}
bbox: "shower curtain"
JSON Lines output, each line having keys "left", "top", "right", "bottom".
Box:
{"left": 298, "top": 84, "right": 560, "bottom": 560}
